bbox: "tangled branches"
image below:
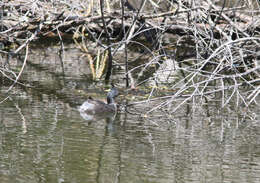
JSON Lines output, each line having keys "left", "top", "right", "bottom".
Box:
{"left": 123, "top": 0, "right": 260, "bottom": 113}
{"left": 0, "top": 0, "right": 260, "bottom": 113}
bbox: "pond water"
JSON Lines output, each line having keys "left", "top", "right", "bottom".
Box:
{"left": 0, "top": 45, "right": 260, "bottom": 183}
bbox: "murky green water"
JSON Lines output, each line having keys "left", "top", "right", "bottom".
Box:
{"left": 1, "top": 92, "right": 260, "bottom": 183}
{"left": 0, "top": 45, "right": 260, "bottom": 183}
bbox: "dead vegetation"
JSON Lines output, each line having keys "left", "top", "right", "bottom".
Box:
{"left": 0, "top": 0, "right": 260, "bottom": 114}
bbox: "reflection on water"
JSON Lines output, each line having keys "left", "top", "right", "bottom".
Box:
{"left": 79, "top": 108, "right": 116, "bottom": 122}
{"left": 0, "top": 93, "right": 260, "bottom": 183}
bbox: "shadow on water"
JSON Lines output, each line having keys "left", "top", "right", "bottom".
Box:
{"left": 0, "top": 43, "right": 260, "bottom": 183}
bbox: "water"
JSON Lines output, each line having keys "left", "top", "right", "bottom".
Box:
{"left": 0, "top": 45, "right": 260, "bottom": 183}
{"left": 1, "top": 95, "right": 260, "bottom": 183}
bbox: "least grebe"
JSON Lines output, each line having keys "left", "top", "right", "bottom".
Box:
{"left": 79, "top": 85, "right": 118, "bottom": 115}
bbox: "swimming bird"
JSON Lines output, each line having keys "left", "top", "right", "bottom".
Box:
{"left": 79, "top": 85, "right": 119, "bottom": 115}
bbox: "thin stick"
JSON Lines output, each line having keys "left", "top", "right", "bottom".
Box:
{"left": 121, "top": 0, "right": 129, "bottom": 87}
{"left": 5, "top": 43, "right": 29, "bottom": 94}
{"left": 100, "top": 0, "right": 113, "bottom": 83}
